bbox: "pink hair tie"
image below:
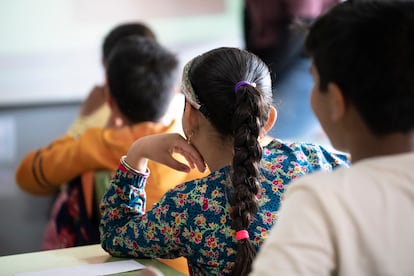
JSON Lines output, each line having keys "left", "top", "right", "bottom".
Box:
{"left": 235, "top": 230, "right": 249, "bottom": 241}
{"left": 234, "top": 81, "right": 256, "bottom": 92}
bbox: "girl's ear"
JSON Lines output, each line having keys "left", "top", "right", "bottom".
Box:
{"left": 327, "top": 83, "right": 346, "bottom": 122}
{"left": 182, "top": 102, "right": 200, "bottom": 135}
{"left": 262, "top": 106, "right": 277, "bottom": 135}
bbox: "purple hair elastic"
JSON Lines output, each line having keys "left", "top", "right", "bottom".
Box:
{"left": 234, "top": 81, "right": 256, "bottom": 92}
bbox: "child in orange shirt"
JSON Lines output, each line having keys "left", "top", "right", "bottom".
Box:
{"left": 16, "top": 36, "right": 205, "bottom": 275}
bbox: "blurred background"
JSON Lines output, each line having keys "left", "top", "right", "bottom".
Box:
{"left": 0, "top": 0, "right": 326, "bottom": 255}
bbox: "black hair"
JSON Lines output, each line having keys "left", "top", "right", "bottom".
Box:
{"left": 102, "top": 22, "right": 156, "bottom": 64}
{"left": 188, "top": 47, "right": 272, "bottom": 276}
{"left": 305, "top": 0, "right": 414, "bottom": 135}
{"left": 106, "top": 36, "right": 178, "bottom": 123}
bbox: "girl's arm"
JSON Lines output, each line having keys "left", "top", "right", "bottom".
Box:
{"left": 100, "top": 160, "right": 189, "bottom": 258}
{"left": 100, "top": 133, "right": 206, "bottom": 258}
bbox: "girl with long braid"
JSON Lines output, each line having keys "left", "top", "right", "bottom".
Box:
{"left": 99, "top": 47, "right": 349, "bottom": 275}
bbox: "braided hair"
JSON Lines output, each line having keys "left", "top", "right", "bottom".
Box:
{"left": 186, "top": 47, "right": 272, "bottom": 275}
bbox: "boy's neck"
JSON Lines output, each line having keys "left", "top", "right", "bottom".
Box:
{"left": 348, "top": 131, "right": 414, "bottom": 163}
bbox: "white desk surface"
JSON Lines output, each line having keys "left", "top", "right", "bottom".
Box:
{"left": 0, "top": 244, "right": 185, "bottom": 276}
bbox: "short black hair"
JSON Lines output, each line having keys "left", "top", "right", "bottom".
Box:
{"left": 106, "top": 36, "right": 178, "bottom": 123}
{"left": 305, "top": 0, "right": 414, "bottom": 135}
{"left": 102, "top": 22, "right": 156, "bottom": 64}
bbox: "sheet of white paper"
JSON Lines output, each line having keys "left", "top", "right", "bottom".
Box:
{"left": 14, "top": 260, "right": 145, "bottom": 276}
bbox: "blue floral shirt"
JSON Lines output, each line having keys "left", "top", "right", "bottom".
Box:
{"left": 100, "top": 139, "right": 349, "bottom": 275}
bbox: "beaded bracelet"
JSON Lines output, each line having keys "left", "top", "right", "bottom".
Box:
{"left": 120, "top": 155, "right": 150, "bottom": 176}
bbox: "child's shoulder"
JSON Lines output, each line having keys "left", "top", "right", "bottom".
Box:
{"left": 172, "top": 167, "right": 231, "bottom": 194}
{"left": 263, "top": 139, "right": 350, "bottom": 167}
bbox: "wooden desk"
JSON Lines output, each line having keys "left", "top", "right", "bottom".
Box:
{"left": 0, "top": 244, "right": 186, "bottom": 276}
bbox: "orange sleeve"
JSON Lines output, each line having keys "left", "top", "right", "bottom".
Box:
{"left": 15, "top": 128, "right": 133, "bottom": 195}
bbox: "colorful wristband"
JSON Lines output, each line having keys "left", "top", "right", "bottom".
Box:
{"left": 119, "top": 155, "right": 150, "bottom": 176}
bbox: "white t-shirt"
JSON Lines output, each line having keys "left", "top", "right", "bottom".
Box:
{"left": 251, "top": 152, "right": 414, "bottom": 276}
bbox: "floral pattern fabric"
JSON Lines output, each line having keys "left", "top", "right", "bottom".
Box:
{"left": 100, "top": 139, "right": 349, "bottom": 275}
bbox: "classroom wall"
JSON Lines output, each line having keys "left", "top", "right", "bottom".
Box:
{"left": 0, "top": 103, "right": 79, "bottom": 255}
{"left": 0, "top": 0, "right": 241, "bottom": 106}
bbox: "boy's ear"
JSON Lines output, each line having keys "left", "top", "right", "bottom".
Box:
{"left": 104, "top": 85, "right": 113, "bottom": 108}
{"left": 327, "top": 83, "right": 346, "bottom": 122}
{"left": 105, "top": 87, "right": 124, "bottom": 126}
{"left": 105, "top": 86, "right": 122, "bottom": 119}
{"left": 262, "top": 106, "right": 277, "bottom": 135}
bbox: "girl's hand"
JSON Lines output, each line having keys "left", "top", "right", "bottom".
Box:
{"left": 124, "top": 133, "right": 206, "bottom": 173}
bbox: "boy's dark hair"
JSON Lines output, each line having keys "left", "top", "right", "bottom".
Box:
{"left": 106, "top": 36, "right": 178, "bottom": 123}
{"left": 188, "top": 47, "right": 272, "bottom": 276}
{"left": 102, "top": 22, "right": 156, "bottom": 64}
{"left": 305, "top": 0, "right": 414, "bottom": 135}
